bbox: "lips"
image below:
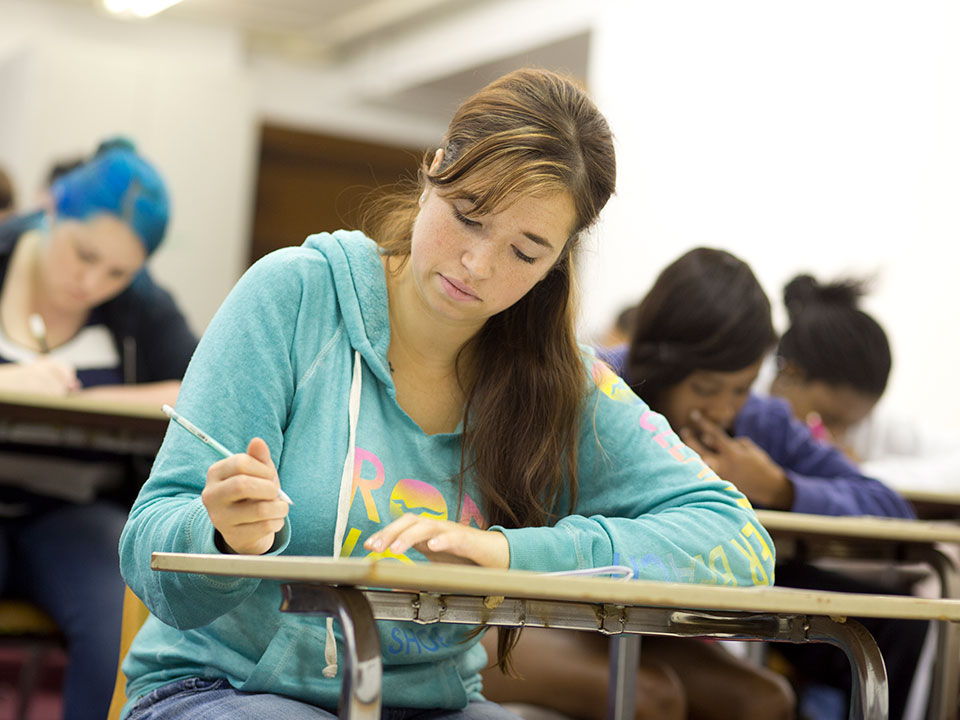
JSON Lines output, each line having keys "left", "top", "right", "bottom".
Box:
{"left": 439, "top": 274, "right": 480, "bottom": 301}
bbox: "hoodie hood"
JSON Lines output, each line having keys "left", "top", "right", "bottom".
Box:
{"left": 303, "top": 230, "right": 393, "bottom": 387}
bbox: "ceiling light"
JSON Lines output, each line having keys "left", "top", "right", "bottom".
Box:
{"left": 103, "top": 0, "right": 184, "bottom": 19}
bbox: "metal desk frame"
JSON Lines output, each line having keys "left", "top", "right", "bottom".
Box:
{"left": 152, "top": 553, "right": 960, "bottom": 720}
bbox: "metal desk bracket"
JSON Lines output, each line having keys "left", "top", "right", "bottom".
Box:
{"left": 280, "top": 583, "right": 382, "bottom": 720}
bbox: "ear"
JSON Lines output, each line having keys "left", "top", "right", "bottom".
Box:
{"left": 428, "top": 148, "right": 444, "bottom": 175}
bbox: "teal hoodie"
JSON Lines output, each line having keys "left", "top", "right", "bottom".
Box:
{"left": 119, "top": 231, "right": 775, "bottom": 716}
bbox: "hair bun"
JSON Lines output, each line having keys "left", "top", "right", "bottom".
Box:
{"left": 95, "top": 136, "right": 138, "bottom": 156}
{"left": 784, "top": 274, "right": 866, "bottom": 320}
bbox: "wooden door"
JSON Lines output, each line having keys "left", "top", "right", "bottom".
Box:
{"left": 249, "top": 124, "right": 425, "bottom": 265}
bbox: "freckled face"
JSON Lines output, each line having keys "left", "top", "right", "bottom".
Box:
{"left": 408, "top": 187, "right": 576, "bottom": 329}
{"left": 38, "top": 214, "right": 146, "bottom": 313}
{"left": 657, "top": 360, "right": 763, "bottom": 433}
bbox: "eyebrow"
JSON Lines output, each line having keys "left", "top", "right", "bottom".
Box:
{"left": 523, "top": 231, "right": 555, "bottom": 250}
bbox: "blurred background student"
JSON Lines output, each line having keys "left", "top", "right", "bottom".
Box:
{"left": 0, "top": 165, "right": 15, "bottom": 224}
{"left": 0, "top": 137, "right": 196, "bottom": 720}
{"left": 483, "top": 247, "right": 925, "bottom": 720}
{"left": 768, "top": 274, "right": 960, "bottom": 494}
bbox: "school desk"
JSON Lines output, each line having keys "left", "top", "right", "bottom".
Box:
{"left": 755, "top": 508, "right": 960, "bottom": 720}
{"left": 151, "top": 552, "right": 960, "bottom": 720}
{"left": 898, "top": 489, "right": 960, "bottom": 522}
{"left": 0, "top": 389, "right": 167, "bottom": 455}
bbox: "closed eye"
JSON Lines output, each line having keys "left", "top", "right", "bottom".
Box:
{"left": 452, "top": 206, "right": 481, "bottom": 228}
{"left": 513, "top": 247, "right": 536, "bottom": 264}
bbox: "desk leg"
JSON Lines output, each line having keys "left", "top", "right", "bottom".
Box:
{"left": 906, "top": 545, "right": 960, "bottom": 720}
{"left": 807, "top": 617, "right": 887, "bottom": 720}
{"left": 281, "top": 583, "right": 382, "bottom": 720}
{"left": 607, "top": 635, "right": 640, "bottom": 720}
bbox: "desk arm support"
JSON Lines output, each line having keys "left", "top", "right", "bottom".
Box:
{"left": 807, "top": 616, "right": 887, "bottom": 720}
{"left": 281, "top": 583, "right": 382, "bottom": 720}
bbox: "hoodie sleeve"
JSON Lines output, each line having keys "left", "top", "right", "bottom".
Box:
{"left": 736, "top": 396, "right": 915, "bottom": 519}
{"left": 496, "top": 353, "right": 775, "bottom": 587}
{"left": 119, "top": 248, "right": 326, "bottom": 629}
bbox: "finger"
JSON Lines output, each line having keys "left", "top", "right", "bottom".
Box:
{"left": 204, "top": 495, "right": 288, "bottom": 529}
{"left": 246, "top": 437, "right": 277, "bottom": 475}
{"left": 205, "top": 471, "right": 287, "bottom": 503}
{"left": 388, "top": 520, "right": 453, "bottom": 556}
{"left": 688, "top": 412, "right": 728, "bottom": 452}
{"left": 208, "top": 453, "right": 277, "bottom": 484}
{"left": 364, "top": 513, "right": 422, "bottom": 552}
{"left": 680, "top": 428, "right": 708, "bottom": 456}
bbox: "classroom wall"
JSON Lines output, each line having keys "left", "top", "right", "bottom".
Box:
{"left": 0, "top": 0, "right": 257, "bottom": 336}
{"left": 584, "top": 0, "right": 960, "bottom": 428}
{"left": 2, "top": 0, "right": 956, "bottom": 429}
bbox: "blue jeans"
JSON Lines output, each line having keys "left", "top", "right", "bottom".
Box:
{"left": 0, "top": 499, "right": 128, "bottom": 720}
{"left": 126, "top": 678, "right": 522, "bottom": 720}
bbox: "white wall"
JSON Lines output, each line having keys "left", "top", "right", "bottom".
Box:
{"left": 3, "top": 0, "right": 956, "bottom": 429}
{"left": 585, "top": 0, "right": 960, "bottom": 427}
{"left": 0, "top": 0, "right": 257, "bottom": 335}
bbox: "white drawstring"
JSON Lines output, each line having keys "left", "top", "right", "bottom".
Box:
{"left": 323, "top": 350, "right": 363, "bottom": 678}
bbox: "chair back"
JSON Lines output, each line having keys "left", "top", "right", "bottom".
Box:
{"left": 106, "top": 587, "right": 150, "bottom": 720}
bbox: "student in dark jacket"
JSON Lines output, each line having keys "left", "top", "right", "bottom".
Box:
{"left": 483, "top": 247, "right": 923, "bottom": 720}
{"left": 0, "top": 137, "right": 196, "bottom": 720}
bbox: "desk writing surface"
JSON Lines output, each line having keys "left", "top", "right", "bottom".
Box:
{"left": 0, "top": 390, "right": 165, "bottom": 423}
{"left": 151, "top": 552, "right": 960, "bottom": 622}
{"left": 0, "top": 390, "right": 166, "bottom": 435}
{"left": 754, "top": 509, "right": 960, "bottom": 544}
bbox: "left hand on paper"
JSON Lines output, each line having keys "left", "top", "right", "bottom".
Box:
{"left": 363, "top": 515, "right": 510, "bottom": 569}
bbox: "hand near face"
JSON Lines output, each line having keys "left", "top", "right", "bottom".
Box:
{"left": 202, "top": 437, "right": 289, "bottom": 555}
{"left": 680, "top": 411, "right": 795, "bottom": 510}
{"left": 0, "top": 357, "right": 80, "bottom": 395}
{"left": 364, "top": 515, "right": 510, "bottom": 569}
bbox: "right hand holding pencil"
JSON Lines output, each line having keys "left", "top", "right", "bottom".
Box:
{"left": 202, "top": 437, "right": 289, "bottom": 555}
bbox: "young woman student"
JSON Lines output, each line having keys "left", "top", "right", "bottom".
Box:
{"left": 483, "top": 247, "right": 924, "bottom": 720}
{"left": 770, "top": 274, "right": 960, "bottom": 494}
{"left": 0, "top": 138, "right": 196, "bottom": 720}
{"left": 118, "top": 70, "right": 775, "bottom": 719}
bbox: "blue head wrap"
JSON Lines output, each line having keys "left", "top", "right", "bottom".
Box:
{"left": 50, "top": 137, "right": 170, "bottom": 256}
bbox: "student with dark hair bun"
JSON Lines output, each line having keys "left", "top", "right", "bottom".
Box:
{"left": 771, "top": 275, "right": 891, "bottom": 452}
{"left": 484, "top": 248, "right": 924, "bottom": 720}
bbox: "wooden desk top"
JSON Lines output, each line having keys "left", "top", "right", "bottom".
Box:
{"left": 151, "top": 552, "right": 960, "bottom": 622}
{"left": 754, "top": 509, "right": 960, "bottom": 545}
{"left": 0, "top": 390, "right": 166, "bottom": 432}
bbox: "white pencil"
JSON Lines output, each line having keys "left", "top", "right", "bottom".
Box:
{"left": 161, "top": 404, "right": 293, "bottom": 505}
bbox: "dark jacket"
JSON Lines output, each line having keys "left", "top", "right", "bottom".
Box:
{"left": 0, "top": 212, "right": 197, "bottom": 383}
{"left": 598, "top": 343, "right": 915, "bottom": 519}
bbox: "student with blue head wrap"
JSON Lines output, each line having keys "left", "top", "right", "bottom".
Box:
{"left": 0, "top": 137, "right": 196, "bottom": 720}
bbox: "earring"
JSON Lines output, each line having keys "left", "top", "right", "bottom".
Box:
{"left": 419, "top": 190, "right": 427, "bottom": 205}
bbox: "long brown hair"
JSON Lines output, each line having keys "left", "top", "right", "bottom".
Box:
{"left": 362, "top": 68, "right": 616, "bottom": 669}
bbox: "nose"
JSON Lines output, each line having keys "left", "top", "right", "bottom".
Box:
{"left": 460, "top": 241, "right": 493, "bottom": 280}
{"left": 79, "top": 267, "right": 103, "bottom": 295}
{"left": 701, "top": 397, "right": 739, "bottom": 430}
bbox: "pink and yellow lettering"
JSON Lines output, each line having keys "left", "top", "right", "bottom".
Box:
{"left": 340, "top": 527, "right": 363, "bottom": 557}
{"left": 729, "top": 534, "right": 771, "bottom": 586}
{"left": 708, "top": 544, "right": 738, "bottom": 586}
{"left": 389, "top": 478, "right": 448, "bottom": 520}
{"left": 457, "top": 493, "right": 487, "bottom": 529}
{"left": 351, "top": 447, "right": 385, "bottom": 523}
{"left": 638, "top": 411, "right": 659, "bottom": 433}
{"left": 590, "top": 360, "right": 636, "bottom": 404}
{"left": 740, "top": 521, "right": 774, "bottom": 574}
{"left": 365, "top": 546, "right": 416, "bottom": 564}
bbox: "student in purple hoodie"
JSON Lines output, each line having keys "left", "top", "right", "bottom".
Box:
{"left": 484, "top": 247, "right": 924, "bottom": 720}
